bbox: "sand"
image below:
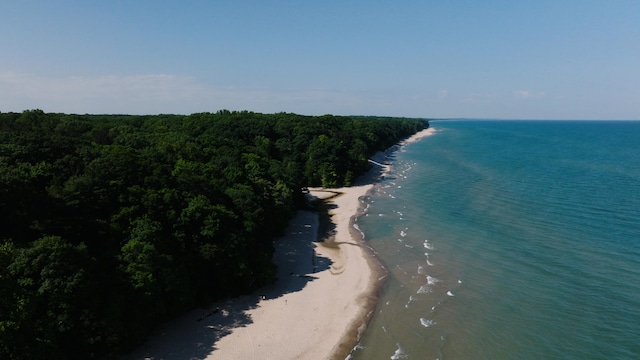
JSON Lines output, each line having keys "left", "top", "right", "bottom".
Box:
{"left": 124, "top": 126, "right": 435, "bottom": 360}
{"left": 400, "top": 127, "right": 435, "bottom": 146}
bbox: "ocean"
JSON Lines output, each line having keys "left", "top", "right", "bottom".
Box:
{"left": 349, "top": 120, "right": 640, "bottom": 360}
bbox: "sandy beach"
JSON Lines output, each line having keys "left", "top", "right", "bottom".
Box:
{"left": 124, "top": 126, "right": 434, "bottom": 360}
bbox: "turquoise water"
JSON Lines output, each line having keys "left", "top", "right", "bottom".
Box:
{"left": 350, "top": 121, "right": 640, "bottom": 360}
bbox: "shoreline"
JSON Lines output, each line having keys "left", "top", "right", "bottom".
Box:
{"left": 123, "top": 126, "right": 435, "bottom": 360}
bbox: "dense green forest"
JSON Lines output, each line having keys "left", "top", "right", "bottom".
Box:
{"left": 0, "top": 109, "right": 427, "bottom": 359}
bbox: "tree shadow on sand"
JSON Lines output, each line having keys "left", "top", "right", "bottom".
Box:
{"left": 124, "top": 159, "right": 396, "bottom": 359}
{"left": 122, "top": 210, "right": 332, "bottom": 360}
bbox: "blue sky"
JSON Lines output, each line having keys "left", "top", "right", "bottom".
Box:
{"left": 1, "top": 0, "right": 639, "bottom": 119}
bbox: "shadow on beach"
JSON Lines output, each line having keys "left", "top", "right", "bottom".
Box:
{"left": 122, "top": 210, "right": 332, "bottom": 360}
{"left": 123, "top": 152, "right": 398, "bottom": 360}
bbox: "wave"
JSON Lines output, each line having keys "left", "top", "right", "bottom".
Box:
{"left": 420, "top": 318, "right": 437, "bottom": 328}
{"left": 405, "top": 295, "right": 417, "bottom": 308}
{"left": 427, "top": 275, "right": 440, "bottom": 285}
{"left": 390, "top": 343, "right": 408, "bottom": 359}
{"left": 416, "top": 276, "right": 440, "bottom": 294}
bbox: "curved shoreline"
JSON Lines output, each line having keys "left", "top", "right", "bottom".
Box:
{"left": 307, "top": 184, "right": 389, "bottom": 360}
{"left": 329, "top": 126, "right": 436, "bottom": 359}
{"left": 123, "top": 127, "right": 434, "bottom": 360}
{"left": 331, "top": 187, "right": 389, "bottom": 360}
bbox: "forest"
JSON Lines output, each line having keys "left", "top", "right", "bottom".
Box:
{"left": 0, "top": 109, "right": 428, "bottom": 359}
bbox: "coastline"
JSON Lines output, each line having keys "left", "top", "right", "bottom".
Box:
{"left": 123, "top": 126, "right": 435, "bottom": 360}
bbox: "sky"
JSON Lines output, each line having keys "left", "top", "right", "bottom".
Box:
{"left": 1, "top": 0, "right": 639, "bottom": 119}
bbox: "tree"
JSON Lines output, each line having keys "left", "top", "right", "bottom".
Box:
{"left": 0, "top": 109, "right": 428, "bottom": 358}
{"left": 5, "top": 236, "right": 100, "bottom": 359}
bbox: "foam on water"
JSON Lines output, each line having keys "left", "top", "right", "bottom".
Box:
{"left": 390, "top": 344, "right": 407, "bottom": 359}
{"left": 405, "top": 295, "right": 417, "bottom": 308}
{"left": 420, "top": 318, "right": 437, "bottom": 328}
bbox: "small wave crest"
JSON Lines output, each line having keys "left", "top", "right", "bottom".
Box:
{"left": 352, "top": 223, "right": 366, "bottom": 240}
{"left": 405, "top": 295, "right": 416, "bottom": 308}
{"left": 420, "top": 318, "right": 437, "bottom": 328}
{"left": 390, "top": 343, "right": 408, "bottom": 359}
{"left": 427, "top": 275, "right": 440, "bottom": 285}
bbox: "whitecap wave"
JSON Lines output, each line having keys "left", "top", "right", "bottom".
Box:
{"left": 447, "top": 291, "right": 455, "bottom": 297}
{"left": 420, "top": 318, "right": 437, "bottom": 328}
{"left": 390, "top": 343, "right": 407, "bottom": 359}
{"left": 423, "top": 240, "right": 434, "bottom": 250}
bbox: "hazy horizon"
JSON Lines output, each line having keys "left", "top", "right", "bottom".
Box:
{"left": 2, "top": 1, "right": 639, "bottom": 120}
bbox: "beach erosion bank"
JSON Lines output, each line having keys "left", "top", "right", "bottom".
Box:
{"left": 124, "top": 127, "right": 435, "bottom": 360}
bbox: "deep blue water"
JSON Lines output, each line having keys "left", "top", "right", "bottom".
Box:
{"left": 350, "top": 121, "right": 640, "bottom": 360}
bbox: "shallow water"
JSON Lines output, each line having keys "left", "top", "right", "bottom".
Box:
{"left": 350, "top": 120, "right": 640, "bottom": 360}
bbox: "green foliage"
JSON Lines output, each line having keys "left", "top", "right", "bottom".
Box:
{"left": 0, "top": 110, "right": 428, "bottom": 359}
